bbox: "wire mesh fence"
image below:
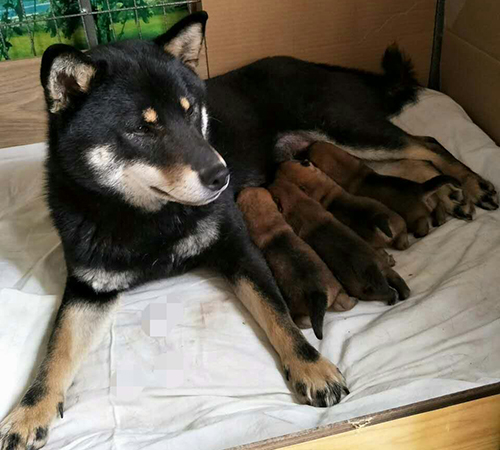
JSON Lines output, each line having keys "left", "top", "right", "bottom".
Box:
{"left": 0, "top": 0, "right": 201, "bottom": 60}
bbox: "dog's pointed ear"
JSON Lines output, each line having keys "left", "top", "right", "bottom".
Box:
{"left": 40, "top": 44, "right": 98, "bottom": 114}
{"left": 154, "top": 11, "right": 208, "bottom": 70}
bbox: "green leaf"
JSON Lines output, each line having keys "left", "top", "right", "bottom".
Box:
{"left": 13, "top": 26, "right": 22, "bottom": 35}
{"left": 14, "top": 0, "right": 24, "bottom": 19}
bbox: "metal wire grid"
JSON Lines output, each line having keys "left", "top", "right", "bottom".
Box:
{"left": 0, "top": 0, "right": 201, "bottom": 58}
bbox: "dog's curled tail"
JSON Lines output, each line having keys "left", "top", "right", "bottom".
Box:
{"left": 307, "top": 291, "right": 328, "bottom": 340}
{"left": 382, "top": 43, "right": 419, "bottom": 115}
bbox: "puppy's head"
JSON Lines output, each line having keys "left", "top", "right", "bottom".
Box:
{"left": 277, "top": 160, "right": 337, "bottom": 204}
{"left": 41, "top": 12, "right": 230, "bottom": 211}
{"left": 237, "top": 187, "right": 279, "bottom": 218}
{"left": 308, "top": 142, "right": 362, "bottom": 186}
{"left": 268, "top": 179, "right": 306, "bottom": 216}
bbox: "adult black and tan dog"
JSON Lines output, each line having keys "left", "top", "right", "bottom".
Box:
{"left": 1, "top": 11, "right": 498, "bottom": 450}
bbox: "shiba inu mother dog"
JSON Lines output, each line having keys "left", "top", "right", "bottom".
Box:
{"left": 1, "top": 11, "right": 498, "bottom": 450}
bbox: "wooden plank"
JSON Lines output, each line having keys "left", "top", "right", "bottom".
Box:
{"left": 230, "top": 383, "right": 500, "bottom": 450}
{"left": 0, "top": 58, "right": 46, "bottom": 148}
{"left": 284, "top": 394, "right": 500, "bottom": 450}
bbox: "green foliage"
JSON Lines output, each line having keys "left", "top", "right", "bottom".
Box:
{"left": 0, "top": 0, "right": 188, "bottom": 61}
{"left": 45, "top": 0, "right": 81, "bottom": 40}
{"left": 0, "top": 0, "right": 12, "bottom": 60}
{"left": 92, "top": 0, "right": 153, "bottom": 43}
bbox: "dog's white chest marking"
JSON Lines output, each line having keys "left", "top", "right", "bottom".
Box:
{"left": 74, "top": 267, "right": 137, "bottom": 292}
{"left": 172, "top": 216, "right": 219, "bottom": 262}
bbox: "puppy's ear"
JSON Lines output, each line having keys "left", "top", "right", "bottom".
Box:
{"left": 154, "top": 11, "right": 208, "bottom": 70}
{"left": 40, "top": 44, "right": 99, "bottom": 114}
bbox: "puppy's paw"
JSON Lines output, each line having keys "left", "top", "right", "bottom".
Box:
{"left": 377, "top": 249, "right": 395, "bottom": 267}
{"left": 412, "top": 216, "right": 430, "bottom": 238}
{"left": 452, "top": 201, "right": 475, "bottom": 221}
{"left": 0, "top": 401, "right": 60, "bottom": 450}
{"left": 438, "top": 185, "right": 475, "bottom": 220}
{"left": 284, "top": 356, "right": 348, "bottom": 407}
{"left": 431, "top": 200, "right": 447, "bottom": 227}
{"left": 464, "top": 176, "right": 498, "bottom": 211}
{"left": 393, "top": 232, "right": 410, "bottom": 250}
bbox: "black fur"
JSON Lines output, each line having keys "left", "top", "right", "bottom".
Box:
{"left": 34, "top": 428, "right": 48, "bottom": 442}
{"left": 2, "top": 12, "right": 497, "bottom": 449}
{"left": 38, "top": 17, "right": 416, "bottom": 400}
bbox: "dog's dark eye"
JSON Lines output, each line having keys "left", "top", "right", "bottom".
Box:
{"left": 135, "top": 125, "right": 150, "bottom": 135}
{"left": 186, "top": 105, "right": 195, "bottom": 118}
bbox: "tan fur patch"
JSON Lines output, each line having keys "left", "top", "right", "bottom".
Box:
{"left": 143, "top": 107, "right": 158, "bottom": 123}
{"left": 233, "top": 278, "right": 346, "bottom": 406}
{"left": 234, "top": 278, "right": 294, "bottom": 360}
{"left": 0, "top": 301, "right": 118, "bottom": 447}
{"left": 163, "top": 23, "right": 203, "bottom": 69}
{"left": 180, "top": 97, "right": 190, "bottom": 111}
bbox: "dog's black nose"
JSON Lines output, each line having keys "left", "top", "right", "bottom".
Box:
{"left": 200, "top": 164, "right": 230, "bottom": 191}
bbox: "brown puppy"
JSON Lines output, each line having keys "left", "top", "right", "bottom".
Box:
{"left": 276, "top": 160, "right": 409, "bottom": 252}
{"left": 268, "top": 178, "right": 410, "bottom": 304}
{"left": 237, "top": 187, "right": 356, "bottom": 339}
{"left": 308, "top": 141, "right": 461, "bottom": 237}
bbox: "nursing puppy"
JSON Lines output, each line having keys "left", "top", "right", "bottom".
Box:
{"left": 237, "top": 187, "right": 356, "bottom": 339}
{"left": 308, "top": 142, "right": 461, "bottom": 237}
{"left": 276, "top": 160, "right": 409, "bottom": 252}
{"left": 269, "top": 179, "right": 410, "bottom": 304}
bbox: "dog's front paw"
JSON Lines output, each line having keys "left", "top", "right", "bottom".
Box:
{"left": 0, "top": 401, "right": 59, "bottom": 450}
{"left": 464, "top": 176, "right": 499, "bottom": 211}
{"left": 284, "top": 356, "right": 348, "bottom": 407}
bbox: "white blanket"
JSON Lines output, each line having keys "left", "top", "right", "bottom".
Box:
{"left": 1, "top": 89, "right": 499, "bottom": 449}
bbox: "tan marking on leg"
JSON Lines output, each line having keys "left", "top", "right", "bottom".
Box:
{"left": 366, "top": 159, "right": 441, "bottom": 183}
{"left": 234, "top": 278, "right": 294, "bottom": 360}
{"left": 234, "top": 278, "right": 346, "bottom": 406}
{"left": 142, "top": 107, "right": 158, "bottom": 123}
{"left": 0, "top": 300, "right": 118, "bottom": 449}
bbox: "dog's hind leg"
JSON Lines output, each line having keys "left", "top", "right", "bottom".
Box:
{"left": 341, "top": 130, "right": 498, "bottom": 216}
{"left": 0, "top": 279, "right": 119, "bottom": 450}
{"left": 366, "top": 159, "right": 467, "bottom": 220}
{"left": 401, "top": 136, "right": 498, "bottom": 212}
{"left": 214, "top": 219, "right": 348, "bottom": 407}
{"left": 279, "top": 120, "right": 498, "bottom": 217}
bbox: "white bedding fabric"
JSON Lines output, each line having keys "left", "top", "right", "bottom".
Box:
{"left": 1, "top": 89, "right": 499, "bottom": 450}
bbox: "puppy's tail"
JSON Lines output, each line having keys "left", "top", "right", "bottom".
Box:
{"left": 421, "top": 175, "right": 461, "bottom": 199}
{"left": 307, "top": 291, "right": 328, "bottom": 340}
{"left": 382, "top": 43, "right": 419, "bottom": 115}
